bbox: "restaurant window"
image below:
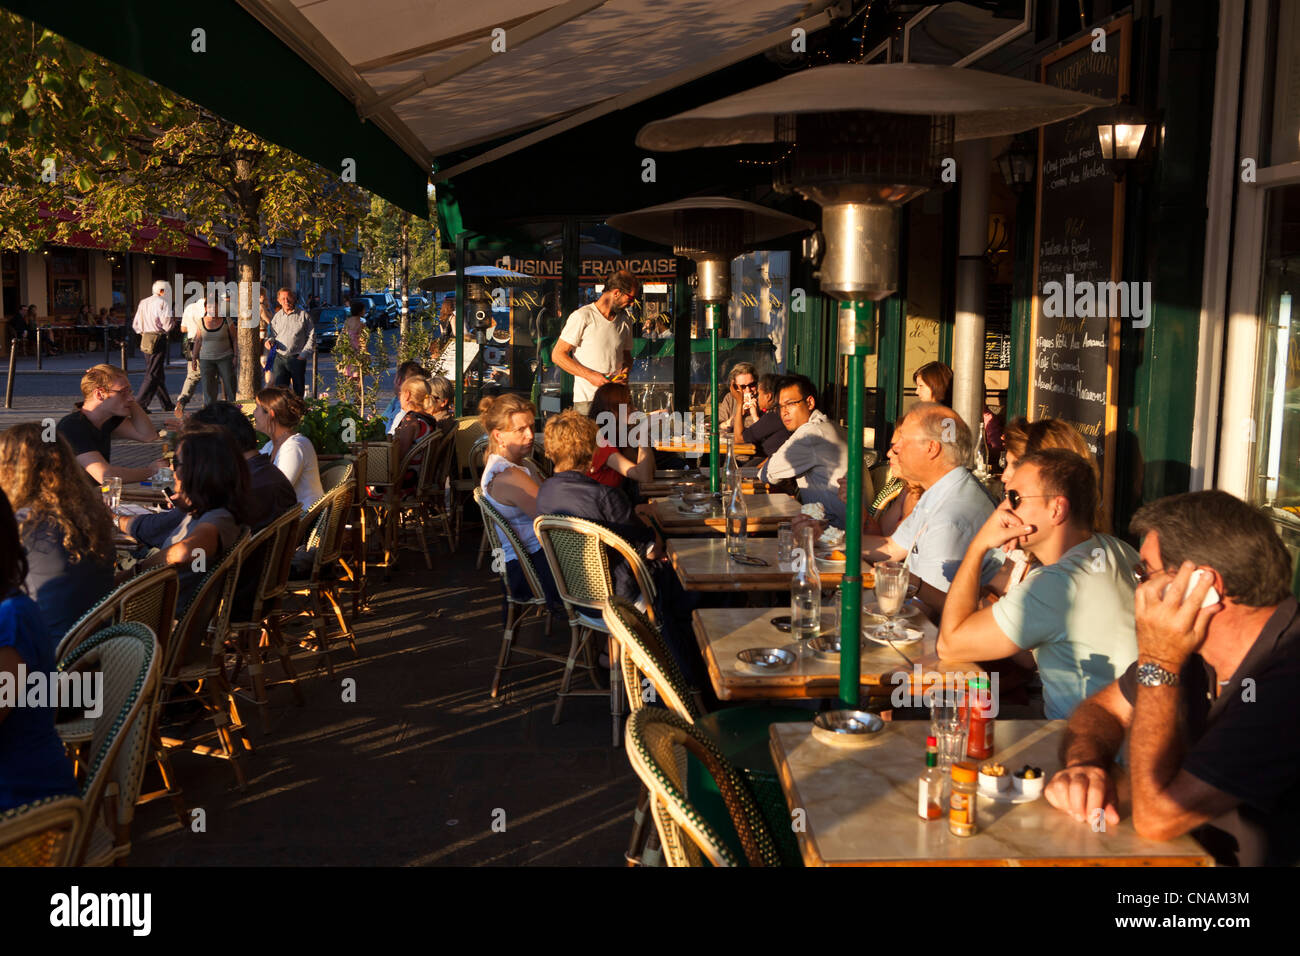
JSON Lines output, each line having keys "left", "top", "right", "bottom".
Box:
{"left": 46, "top": 248, "right": 89, "bottom": 317}
{"left": 109, "top": 256, "right": 127, "bottom": 314}
{"left": 261, "top": 256, "right": 281, "bottom": 293}
{"left": 1250, "top": 185, "right": 1300, "bottom": 522}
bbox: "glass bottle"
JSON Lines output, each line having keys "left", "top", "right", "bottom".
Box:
{"left": 917, "top": 735, "right": 944, "bottom": 821}
{"left": 723, "top": 440, "right": 740, "bottom": 500}
{"left": 726, "top": 469, "right": 748, "bottom": 558}
{"left": 965, "top": 676, "right": 995, "bottom": 760}
{"left": 948, "top": 761, "right": 979, "bottom": 837}
{"left": 790, "top": 525, "right": 822, "bottom": 643}
{"left": 974, "top": 419, "right": 990, "bottom": 478}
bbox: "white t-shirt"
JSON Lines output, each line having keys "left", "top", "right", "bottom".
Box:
{"left": 180, "top": 299, "right": 206, "bottom": 340}
{"left": 558, "top": 303, "right": 633, "bottom": 404}
{"left": 262, "top": 433, "right": 324, "bottom": 512}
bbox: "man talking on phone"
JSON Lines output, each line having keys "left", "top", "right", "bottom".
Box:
{"left": 1044, "top": 490, "right": 1300, "bottom": 866}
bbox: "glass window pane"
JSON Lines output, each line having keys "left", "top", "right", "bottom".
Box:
{"left": 1252, "top": 185, "right": 1300, "bottom": 516}
{"left": 1268, "top": 0, "right": 1300, "bottom": 167}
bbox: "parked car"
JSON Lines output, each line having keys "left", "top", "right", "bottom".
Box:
{"left": 352, "top": 292, "right": 396, "bottom": 330}
{"left": 311, "top": 306, "right": 349, "bottom": 351}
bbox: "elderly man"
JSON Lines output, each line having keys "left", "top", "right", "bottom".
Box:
{"left": 132, "top": 279, "right": 176, "bottom": 411}
{"left": 267, "top": 287, "right": 315, "bottom": 397}
{"left": 758, "top": 375, "right": 848, "bottom": 525}
{"left": 57, "top": 364, "right": 168, "bottom": 484}
{"left": 550, "top": 270, "right": 637, "bottom": 415}
{"left": 937, "top": 449, "right": 1139, "bottom": 719}
{"left": 1044, "top": 491, "right": 1300, "bottom": 866}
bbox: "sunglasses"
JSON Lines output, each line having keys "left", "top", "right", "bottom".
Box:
{"left": 1130, "top": 560, "right": 1170, "bottom": 586}
{"left": 737, "top": 382, "right": 758, "bottom": 391}
{"left": 1002, "top": 489, "right": 1053, "bottom": 509}
{"left": 778, "top": 398, "right": 807, "bottom": 410}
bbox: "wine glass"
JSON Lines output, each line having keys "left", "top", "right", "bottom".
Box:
{"left": 874, "top": 561, "right": 909, "bottom": 635}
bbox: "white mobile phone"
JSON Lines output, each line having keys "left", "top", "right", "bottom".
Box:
{"left": 1162, "top": 568, "right": 1220, "bottom": 608}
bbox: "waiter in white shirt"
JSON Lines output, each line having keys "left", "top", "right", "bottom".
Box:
{"left": 132, "top": 279, "right": 176, "bottom": 412}
{"left": 173, "top": 292, "right": 206, "bottom": 418}
{"left": 550, "top": 270, "right": 637, "bottom": 415}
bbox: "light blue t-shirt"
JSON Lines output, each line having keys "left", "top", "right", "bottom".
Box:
{"left": 890, "top": 466, "right": 995, "bottom": 593}
{"left": 991, "top": 533, "right": 1140, "bottom": 720}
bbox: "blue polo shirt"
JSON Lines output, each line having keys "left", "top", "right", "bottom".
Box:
{"left": 889, "top": 466, "right": 995, "bottom": 594}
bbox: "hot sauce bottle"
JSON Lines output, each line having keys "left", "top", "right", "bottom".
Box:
{"left": 917, "top": 735, "right": 944, "bottom": 821}
{"left": 965, "top": 676, "right": 995, "bottom": 760}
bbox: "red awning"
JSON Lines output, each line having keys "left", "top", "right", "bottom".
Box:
{"left": 36, "top": 207, "right": 217, "bottom": 261}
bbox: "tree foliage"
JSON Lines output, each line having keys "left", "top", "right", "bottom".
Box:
{"left": 358, "top": 193, "right": 446, "bottom": 293}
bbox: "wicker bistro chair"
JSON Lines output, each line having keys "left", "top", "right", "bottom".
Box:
{"left": 415, "top": 427, "right": 460, "bottom": 554}
{"left": 624, "top": 709, "right": 782, "bottom": 868}
{"left": 460, "top": 434, "right": 491, "bottom": 568}
{"left": 369, "top": 432, "right": 439, "bottom": 571}
{"left": 155, "top": 530, "right": 252, "bottom": 794}
{"left": 602, "top": 596, "right": 810, "bottom": 867}
{"left": 474, "top": 488, "right": 564, "bottom": 698}
{"left": 227, "top": 508, "right": 307, "bottom": 734}
{"left": 532, "top": 514, "right": 659, "bottom": 747}
{"left": 284, "top": 479, "right": 357, "bottom": 677}
{"left": 57, "top": 622, "right": 161, "bottom": 866}
{"left": 0, "top": 796, "right": 84, "bottom": 866}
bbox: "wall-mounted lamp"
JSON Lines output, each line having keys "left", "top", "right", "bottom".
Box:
{"left": 995, "top": 135, "right": 1036, "bottom": 193}
{"left": 1096, "top": 95, "right": 1151, "bottom": 182}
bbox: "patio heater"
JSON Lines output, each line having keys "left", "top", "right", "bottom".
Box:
{"left": 638, "top": 64, "right": 1104, "bottom": 707}
{"left": 606, "top": 198, "right": 812, "bottom": 493}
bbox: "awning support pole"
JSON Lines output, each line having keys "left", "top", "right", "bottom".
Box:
{"left": 454, "top": 231, "right": 467, "bottom": 416}
{"left": 708, "top": 304, "right": 720, "bottom": 494}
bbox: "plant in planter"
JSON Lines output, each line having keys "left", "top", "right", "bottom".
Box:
{"left": 299, "top": 397, "right": 386, "bottom": 456}
{"left": 331, "top": 324, "right": 389, "bottom": 416}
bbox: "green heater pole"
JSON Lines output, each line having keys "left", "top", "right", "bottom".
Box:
{"left": 840, "top": 300, "right": 873, "bottom": 708}
{"left": 454, "top": 231, "right": 467, "bottom": 417}
{"left": 708, "top": 303, "right": 721, "bottom": 494}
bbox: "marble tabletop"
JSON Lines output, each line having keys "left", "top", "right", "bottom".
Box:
{"left": 769, "top": 719, "right": 1215, "bottom": 866}
{"left": 668, "top": 537, "right": 857, "bottom": 590}
{"left": 692, "top": 605, "right": 977, "bottom": 701}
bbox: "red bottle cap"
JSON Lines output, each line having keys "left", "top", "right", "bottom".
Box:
{"left": 925, "top": 735, "right": 937, "bottom": 746}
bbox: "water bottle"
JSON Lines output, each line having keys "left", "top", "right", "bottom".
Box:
{"left": 726, "top": 475, "right": 748, "bottom": 558}
{"left": 790, "top": 526, "right": 822, "bottom": 643}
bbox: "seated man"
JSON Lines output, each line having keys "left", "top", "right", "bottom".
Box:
{"left": 535, "top": 410, "right": 662, "bottom": 605}
{"left": 758, "top": 375, "right": 848, "bottom": 525}
{"left": 937, "top": 449, "right": 1139, "bottom": 719}
{"left": 735, "top": 372, "right": 790, "bottom": 461}
{"left": 1044, "top": 490, "right": 1300, "bottom": 866}
{"left": 57, "top": 363, "right": 168, "bottom": 484}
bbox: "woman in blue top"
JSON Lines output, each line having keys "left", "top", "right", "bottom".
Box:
{"left": 0, "top": 488, "right": 79, "bottom": 811}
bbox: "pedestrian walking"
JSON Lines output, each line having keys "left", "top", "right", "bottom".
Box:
{"left": 173, "top": 291, "right": 206, "bottom": 419}
{"left": 193, "top": 296, "right": 237, "bottom": 407}
{"left": 266, "top": 287, "right": 314, "bottom": 398}
{"left": 132, "top": 280, "right": 175, "bottom": 411}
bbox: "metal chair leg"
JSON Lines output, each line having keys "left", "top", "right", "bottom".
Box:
{"left": 552, "top": 623, "right": 584, "bottom": 725}
{"left": 492, "top": 602, "right": 519, "bottom": 698}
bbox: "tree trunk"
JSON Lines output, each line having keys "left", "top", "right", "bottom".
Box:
{"left": 399, "top": 214, "right": 410, "bottom": 342}
{"left": 233, "top": 155, "right": 263, "bottom": 401}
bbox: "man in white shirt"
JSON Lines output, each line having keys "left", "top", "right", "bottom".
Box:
{"left": 173, "top": 292, "right": 207, "bottom": 418}
{"left": 759, "top": 375, "right": 849, "bottom": 525}
{"left": 938, "top": 449, "right": 1139, "bottom": 719}
{"left": 132, "top": 279, "right": 176, "bottom": 411}
{"left": 550, "top": 270, "right": 637, "bottom": 414}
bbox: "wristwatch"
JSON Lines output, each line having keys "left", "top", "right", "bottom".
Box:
{"left": 1137, "top": 661, "right": 1180, "bottom": 687}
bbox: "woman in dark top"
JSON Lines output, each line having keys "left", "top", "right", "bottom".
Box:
{"left": 0, "top": 487, "right": 79, "bottom": 811}
{"left": 0, "top": 424, "right": 116, "bottom": 647}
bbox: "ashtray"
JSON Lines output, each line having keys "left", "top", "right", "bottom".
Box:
{"left": 811, "top": 710, "right": 888, "bottom": 748}
{"left": 807, "top": 634, "right": 859, "bottom": 661}
{"left": 737, "top": 647, "right": 795, "bottom": 671}
{"left": 658, "top": 468, "right": 691, "bottom": 479}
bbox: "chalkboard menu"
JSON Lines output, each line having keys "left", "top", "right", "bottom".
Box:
{"left": 1032, "top": 15, "right": 1130, "bottom": 522}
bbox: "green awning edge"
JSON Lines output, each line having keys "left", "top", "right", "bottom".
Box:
{"left": 1, "top": 0, "right": 428, "bottom": 218}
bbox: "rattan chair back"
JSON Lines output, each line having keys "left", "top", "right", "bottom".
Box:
{"left": 170, "top": 529, "right": 250, "bottom": 676}
{"left": 58, "top": 622, "right": 160, "bottom": 865}
{"left": 533, "top": 515, "right": 658, "bottom": 623}
{"left": 230, "top": 507, "right": 301, "bottom": 625}
{"left": 313, "top": 479, "right": 355, "bottom": 569}
{"left": 624, "top": 709, "right": 781, "bottom": 868}
{"left": 475, "top": 488, "right": 547, "bottom": 605}
{"left": 321, "top": 459, "right": 354, "bottom": 493}
{"left": 602, "top": 596, "right": 697, "bottom": 720}
{"left": 0, "top": 796, "right": 83, "bottom": 866}
{"left": 56, "top": 565, "right": 179, "bottom": 663}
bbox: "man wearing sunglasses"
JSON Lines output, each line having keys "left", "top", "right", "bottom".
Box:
{"left": 550, "top": 270, "right": 638, "bottom": 415}
{"left": 937, "top": 449, "right": 1139, "bottom": 720}
{"left": 1041, "top": 490, "right": 1300, "bottom": 866}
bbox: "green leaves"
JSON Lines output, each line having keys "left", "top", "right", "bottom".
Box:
{"left": 20, "top": 83, "right": 39, "bottom": 110}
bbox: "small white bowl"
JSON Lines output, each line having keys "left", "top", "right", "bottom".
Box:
{"left": 979, "top": 769, "right": 1010, "bottom": 793}
{"left": 1012, "top": 772, "right": 1045, "bottom": 799}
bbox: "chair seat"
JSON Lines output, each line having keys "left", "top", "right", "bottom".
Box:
{"left": 573, "top": 610, "right": 609, "bottom": 632}
{"left": 56, "top": 717, "right": 95, "bottom": 746}
{"left": 80, "top": 818, "right": 124, "bottom": 867}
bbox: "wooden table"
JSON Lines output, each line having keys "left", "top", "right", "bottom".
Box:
{"left": 641, "top": 478, "right": 769, "bottom": 498}
{"left": 649, "top": 493, "right": 799, "bottom": 536}
{"left": 769, "top": 719, "right": 1214, "bottom": 866}
{"left": 693, "top": 605, "right": 968, "bottom": 701}
{"left": 668, "top": 537, "right": 857, "bottom": 591}
{"left": 654, "top": 466, "right": 760, "bottom": 481}
{"left": 653, "top": 440, "right": 756, "bottom": 457}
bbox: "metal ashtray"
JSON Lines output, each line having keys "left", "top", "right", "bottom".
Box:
{"left": 680, "top": 492, "right": 713, "bottom": 514}
{"left": 807, "top": 634, "right": 860, "bottom": 661}
{"left": 811, "top": 710, "right": 888, "bottom": 748}
{"left": 659, "top": 468, "right": 691, "bottom": 479}
{"left": 737, "top": 647, "right": 796, "bottom": 670}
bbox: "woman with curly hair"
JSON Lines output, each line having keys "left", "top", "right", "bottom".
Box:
{"left": 0, "top": 424, "right": 116, "bottom": 646}
{"left": 0, "top": 487, "right": 79, "bottom": 811}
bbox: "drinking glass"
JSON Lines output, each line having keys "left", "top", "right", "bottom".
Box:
{"left": 874, "top": 561, "right": 909, "bottom": 629}
{"left": 102, "top": 476, "right": 122, "bottom": 512}
{"left": 930, "top": 689, "right": 969, "bottom": 770}
{"left": 777, "top": 522, "right": 795, "bottom": 564}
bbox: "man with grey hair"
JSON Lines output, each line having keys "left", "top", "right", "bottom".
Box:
{"left": 132, "top": 278, "right": 176, "bottom": 411}
{"left": 267, "top": 287, "right": 314, "bottom": 397}
{"left": 715, "top": 361, "right": 762, "bottom": 433}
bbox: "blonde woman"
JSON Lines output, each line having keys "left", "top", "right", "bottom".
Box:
{"left": 0, "top": 424, "right": 116, "bottom": 645}
{"left": 479, "top": 394, "right": 560, "bottom": 608}
{"left": 253, "top": 386, "right": 323, "bottom": 511}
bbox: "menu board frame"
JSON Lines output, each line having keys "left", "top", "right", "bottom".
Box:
{"left": 1031, "top": 14, "right": 1131, "bottom": 530}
